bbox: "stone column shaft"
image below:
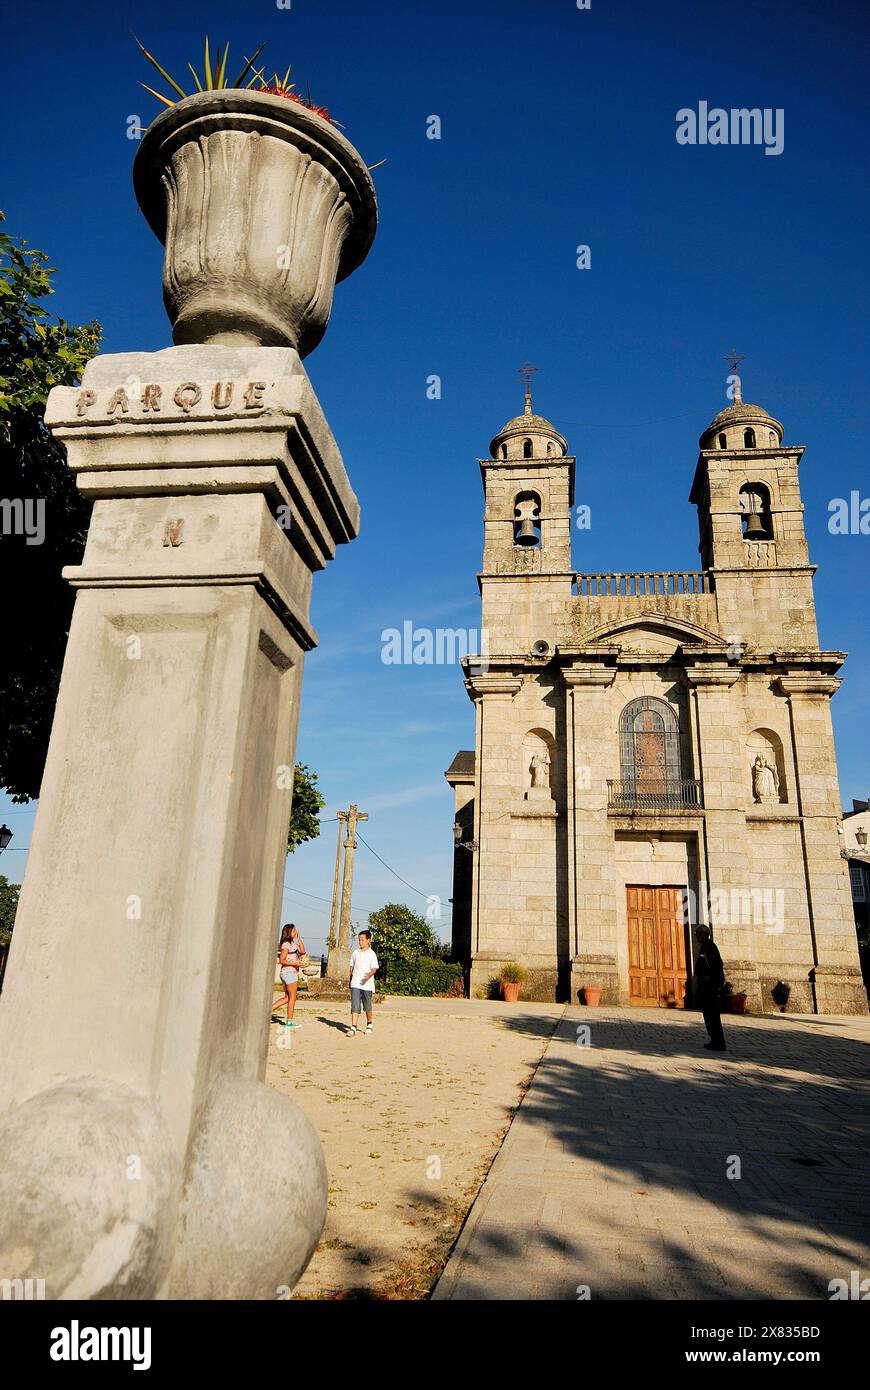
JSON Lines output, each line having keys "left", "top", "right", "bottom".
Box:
{"left": 0, "top": 345, "right": 359, "bottom": 1298}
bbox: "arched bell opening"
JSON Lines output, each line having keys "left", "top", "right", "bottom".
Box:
{"left": 522, "top": 438, "right": 533, "bottom": 459}
{"left": 739, "top": 482, "right": 773, "bottom": 541}
{"left": 513, "top": 490, "right": 542, "bottom": 548}
{"left": 743, "top": 427, "right": 757, "bottom": 448}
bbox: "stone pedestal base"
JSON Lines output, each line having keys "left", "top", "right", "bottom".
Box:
{"left": 811, "top": 964, "right": 868, "bottom": 1016}
{"left": 717, "top": 959, "right": 764, "bottom": 1014}
{"left": 756, "top": 971, "right": 814, "bottom": 1015}
{"left": 571, "top": 953, "right": 619, "bottom": 1007}
{"left": 325, "top": 945, "right": 352, "bottom": 986}
{"left": 470, "top": 952, "right": 569, "bottom": 1002}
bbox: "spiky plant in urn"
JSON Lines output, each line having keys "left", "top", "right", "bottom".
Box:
{"left": 132, "top": 37, "right": 377, "bottom": 352}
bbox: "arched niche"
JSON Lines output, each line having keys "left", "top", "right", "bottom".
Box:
{"left": 522, "top": 727, "right": 555, "bottom": 798}
{"left": 747, "top": 728, "right": 787, "bottom": 804}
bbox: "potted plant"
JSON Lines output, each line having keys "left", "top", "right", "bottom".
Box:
{"left": 729, "top": 990, "right": 748, "bottom": 1015}
{"left": 132, "top": 36, "right": 377, "bottom": 354}
{"left": 498, "top": 962, "right": 527, "bottom": 1003}
{"left": 581, "top": 985, "right": 602, "bottom": 1007}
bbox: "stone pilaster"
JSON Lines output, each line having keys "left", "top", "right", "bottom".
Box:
{"left": 682, "top": 664, "right": 767, "bottom": 1010}
{"left": 564, "top": 664, "right": 620, "bottom": 1005}
{"left": 776, "top": 675, "right": 866, "bottom": 1014}
{"left": 468, "top": 669, "right": 571, "bottom": 1001}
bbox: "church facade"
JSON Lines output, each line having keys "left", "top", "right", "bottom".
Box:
{"left": 445, "top": 378, "right": 866, "bottom": 1015}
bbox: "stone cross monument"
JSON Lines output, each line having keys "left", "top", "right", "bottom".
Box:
{"left": 326, "top": 803, "right": 368, "bottom": 982}
{"left": 0, "top": 89, "right": 376, "bottom": 1298}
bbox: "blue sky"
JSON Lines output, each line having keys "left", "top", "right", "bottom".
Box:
{"left": 2, "top": 0, "right": 868, "bottom": 953}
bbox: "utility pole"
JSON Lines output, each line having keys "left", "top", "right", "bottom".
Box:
{"left": 326, "top": 803, "right": 367, "bottom": 984}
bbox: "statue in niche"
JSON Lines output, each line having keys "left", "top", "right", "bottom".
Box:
{"left": 530, "top": 749, "right": 551, "bottom": 790}
{"left": 752, "top": 754, "right": 779, "bottom": 804}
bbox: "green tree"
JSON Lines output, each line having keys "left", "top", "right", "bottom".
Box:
{"left": 0, "top": 875, "right": 20, "bottom": 948}
{"left": 367, "top": 902, "right": 435, "bottom": 970}
{"left": 0, "top": 212, "right": 101, "bottom": 801}
{"left": 287, "top": 761, "right": 325, "bottom": 853}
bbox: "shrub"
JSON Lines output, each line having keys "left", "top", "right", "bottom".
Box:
{"left": 368, "top": 903, "right": 435, "bottom": 970}
{"left": 498, "top": 961, "right": 527, "bottom": 984}
{"left": 380, "top": 956, "right": 464, "bottom": 997}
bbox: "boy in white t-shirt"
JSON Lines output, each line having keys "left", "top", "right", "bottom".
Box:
{"left": 347, "top": 929, "right": 379, "bottom": 1036}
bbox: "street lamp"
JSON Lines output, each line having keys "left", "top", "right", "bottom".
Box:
{"left": 453, "top": 821, "right": 478, "bottom": 853}
{"left": 0, "top": 825, "right": 12, "bottom": 852}
{"left": 856, "top": 826, "right": 868, "bottom": 849}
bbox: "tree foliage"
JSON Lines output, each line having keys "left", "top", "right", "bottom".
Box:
{"left": 367, "top": 902, "right": 435, "bottom": 969}
{"left": 287, "top": 761, "right": 325, "bottom": 853}
{"left": 0, "top": 212, "right": 101, "bottom": 801}
{"left": 0, "top": 875, "right": 20, "bottom": 948}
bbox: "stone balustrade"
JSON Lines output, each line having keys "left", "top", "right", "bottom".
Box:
{"left": 575, "top": 570, "right": 714, "bottom": 597}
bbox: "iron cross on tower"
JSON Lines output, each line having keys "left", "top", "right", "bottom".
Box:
{"left": 518, "top": 361, "right": 539, "bottom": 413}
{"left": 724, "top": 348, "right": 746, "bottom": 404}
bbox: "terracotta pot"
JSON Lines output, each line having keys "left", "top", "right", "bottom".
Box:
{"left": 582, "top": 986, "right": 602, "bottom": 1007}
{"left": 133, "top": 90, "right": 377, "bottom": 355}
{"left": 501, "top": 982, "right": 520, "bottom": 1003}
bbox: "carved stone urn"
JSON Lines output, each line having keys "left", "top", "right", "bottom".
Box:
{"left": 133, "top": 90, "right": 377, "bottom": 354}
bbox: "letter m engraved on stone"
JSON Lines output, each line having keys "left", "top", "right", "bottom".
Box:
{"left": 162, "top": 518, "right": 185, "bottom": 547}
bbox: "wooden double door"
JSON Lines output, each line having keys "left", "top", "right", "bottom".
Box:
{"left": 626, "top": 885, "right": 688, "bottom": 1008}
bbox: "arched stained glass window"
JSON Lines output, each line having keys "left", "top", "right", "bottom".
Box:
{"left": 619, "top": 697, "right": 681, "bottom": 792}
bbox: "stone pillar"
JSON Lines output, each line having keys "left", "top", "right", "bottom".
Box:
{"left": 564, "top": 664, "right": 620, "bottom": 1005}
{"left": 777, "top": 675, "right": 867, "bottom": 1014}
{"left": 465, "top": 674, "right": 523, "bottom": 999}
{"left": 0, "top": 345, "right": 360, "bottom": 1297}
{"left": 683, "top": 664, "right": 765, "bottom": 1011}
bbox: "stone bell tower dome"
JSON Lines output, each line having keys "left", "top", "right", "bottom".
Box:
{"left": 478, "top": 368, "right": 575, "bottom": 655}
{"left": 690, "top": 364, "right": 817, "bottom": 647}
{"left": 489, "top": 395, "right": 569, "bottom": 462}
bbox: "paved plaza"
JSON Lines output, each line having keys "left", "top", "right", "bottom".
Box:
{"left": 434, "top": 1006, "right": 870, "bottom": 1300}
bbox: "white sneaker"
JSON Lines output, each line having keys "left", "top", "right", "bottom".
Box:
{"left": 346, "top": 1026, "right": 356, "bottom": 1037}
{"left": 365, "top": 1024, "right": 373, "bottom": 1035}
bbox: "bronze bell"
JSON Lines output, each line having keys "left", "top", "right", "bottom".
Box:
{"left": 515, "top": 517, "right": 539, "bottom": 546}
{"left": 743, "top": 509, "right": 767, "bottom": 539}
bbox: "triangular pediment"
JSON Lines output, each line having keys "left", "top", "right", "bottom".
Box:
{"left": 583, "top": 610, "right": 727, "bottom": 652}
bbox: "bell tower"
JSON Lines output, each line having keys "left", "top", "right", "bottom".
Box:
{"left": 479, "top": 368, "right": 575, "bottom": 655}
{"left": 689, "top": 367, "right": 818, "bottom": 648}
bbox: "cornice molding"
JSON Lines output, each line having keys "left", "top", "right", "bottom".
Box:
{"left": 464, "top": 674, "right": 523, "bottom": 699}
{"left": 775, "top": 675, "right": 842, "bottom": 698}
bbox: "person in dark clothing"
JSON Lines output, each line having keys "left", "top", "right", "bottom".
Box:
{"left": 694, "top": 925, "right": 727, "bottom": 1051}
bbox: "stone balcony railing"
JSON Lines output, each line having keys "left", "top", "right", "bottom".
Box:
{"left": 575, "top": 571, "right": 714, "bottom": 597}
{"left": 607, "top": 778, "right": 704, "bottom": 811}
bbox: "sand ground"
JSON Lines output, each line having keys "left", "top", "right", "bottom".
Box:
{"left": 265, "top": 994, "right": 563, "bottom": 1298}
